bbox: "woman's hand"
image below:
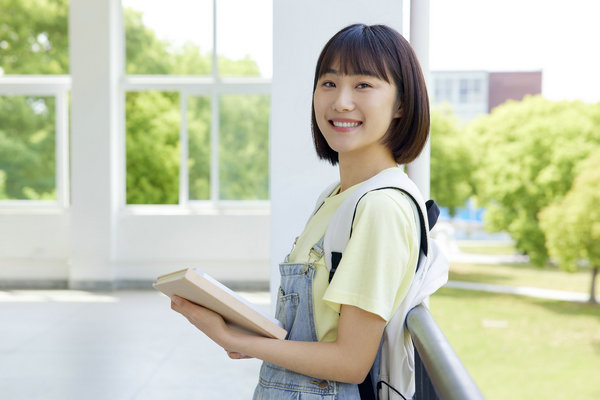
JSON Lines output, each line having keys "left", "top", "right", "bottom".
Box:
{"left": 170, "top": 295, "right": 232, "bottom": 349}
{"left": 170, "top": 295, "right": 255, "bottom": 360}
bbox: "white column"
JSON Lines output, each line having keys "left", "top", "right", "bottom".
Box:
{"left": 407, "top": 0, "right": 431, "bottom": 199}
{"left": 69, "top": 0, "right": 122, "bottom": 289}
{"left": 270, "top": 0, "right": 405, "bottom": 304}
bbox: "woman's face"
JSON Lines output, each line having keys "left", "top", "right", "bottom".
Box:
{"left": 313, "top": 61, "right": 400, "bottom": 163}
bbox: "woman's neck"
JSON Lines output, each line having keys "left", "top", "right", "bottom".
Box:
{"left": 337, "top": 150, "right": 397, "bottom": 193}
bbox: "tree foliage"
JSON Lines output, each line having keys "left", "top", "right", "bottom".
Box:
{"left": 539, "top": 151, "right": 600, "bottom": 302}
{"left": 219, "top": 95, "right": 270, "bottom": 200}
{"left": 0, "top": 0, "right": 69, "bottom": 74}
{"left": 430, "top": 106, "right": 474, "bottom": 215}
{"left": 0, "top": 96, "right": 56, "bottom": 199}
{"left": 468, "top": 96, "right": 600, "bottom": 265}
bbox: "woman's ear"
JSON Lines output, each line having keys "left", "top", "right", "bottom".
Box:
{"left": 393, "top": 105, "right": 403, "bottom": 119}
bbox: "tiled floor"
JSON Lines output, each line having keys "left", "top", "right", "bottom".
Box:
{"left": 0, "top": 290, "right": 269, "bottom": 400}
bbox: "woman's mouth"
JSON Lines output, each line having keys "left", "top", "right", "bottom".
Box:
{"left": 329, "top": 119, "right": 362, "bottom": 129}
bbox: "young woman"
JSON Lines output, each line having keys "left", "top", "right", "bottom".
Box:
{"left": 171, "top": 23, "right": 430, "bottom": 399}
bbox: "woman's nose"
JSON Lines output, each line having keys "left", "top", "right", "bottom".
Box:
{"left": 333, "top": 88, "right": 354, "bottom": 112}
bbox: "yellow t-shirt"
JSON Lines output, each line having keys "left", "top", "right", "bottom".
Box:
{"left": 288, "top": 176, "right": 419, "bottom": 342}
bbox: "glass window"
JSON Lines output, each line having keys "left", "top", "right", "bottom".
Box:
{"left": 219, "top": 94, "right": 270, "bottom": 200}
{"left": 434, "top": 78, "right": 453, "bottom": 103}
{"left": 123, "top": 0, "right": 272, "bottom": 205}
{"left": 125, "top": 91, "right": 181, "bottom": 204}
{"left": 0, "top": 96, "right": 56, "bottom": 200}
{"left": 188, "top": 96, "right": 211, "bottom": 201}
{"left": 459, "top": 79, "right": 469, "bottom": 103}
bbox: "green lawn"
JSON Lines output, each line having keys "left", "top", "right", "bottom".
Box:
{"left": 430, "top": 288, "right": 600, "bottom": 400}
{"left": 457, "top": 241, "right": 518, "bottom": 255}
{"left": 450, "top": 261, "right": 597, "bottom": 297}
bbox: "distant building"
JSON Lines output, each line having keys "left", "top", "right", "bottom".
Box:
{"left": 431, "top": 70, "right": 542, "bottom": 121}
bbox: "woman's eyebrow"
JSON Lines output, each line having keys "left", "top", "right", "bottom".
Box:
{"left": 322, "top": 68, "right": 380, "bottom": 78}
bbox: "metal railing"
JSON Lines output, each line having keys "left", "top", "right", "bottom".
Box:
{"left": 406, "top": 304, "right": 485, "bottom": 400}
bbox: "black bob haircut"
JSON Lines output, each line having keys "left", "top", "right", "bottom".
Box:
{"left": 311, "top": 23, "right": 430, "bottom": 165}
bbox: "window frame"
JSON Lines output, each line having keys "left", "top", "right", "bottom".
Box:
{"left": 0, "top": 0, "right": 272, "bottom": 210}
{"left": 122, "top": 0, "right": 272, "bottom": 209}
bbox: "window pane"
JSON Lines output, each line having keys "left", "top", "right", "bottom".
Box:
{"left": 0, "top": 0, "right": 69, "bottom": 74}
{"left": 0, "top": 96, "right": 56, "bottom": 200}
{"left": 188, "top": 96, "right": 211, "bottom": 200}
{"left": 125, "top": 91, "right": 180, "bottom": 204}
{"left": 123, "top": 0, "right": 213, "bottom": 75}
{"left": 217, "top": 0, "right": 272, "bottom": 77}
{"left": 219, "top": 94, "right": 269, "bottom": 200}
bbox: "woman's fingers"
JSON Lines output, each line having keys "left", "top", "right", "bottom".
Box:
{"left": 170, "top": 295, "right": 228, "bottom": 339}
{"left": 226, "top": 350, "right": 253, "bottom": 359}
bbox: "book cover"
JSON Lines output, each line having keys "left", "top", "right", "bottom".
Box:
{"left": 153, "top": 268, "right": 287, "bottom": 340}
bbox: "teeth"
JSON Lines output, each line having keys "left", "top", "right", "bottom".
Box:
{"left": 332, "top": 121, "right": 360, "bottom": 128}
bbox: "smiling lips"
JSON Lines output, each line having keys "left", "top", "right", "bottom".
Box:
{"left": 329, "top": 119, "right": 362, "bottom": 130}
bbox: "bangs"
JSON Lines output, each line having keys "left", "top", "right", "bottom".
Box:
{"left": 316, "top": 26, "right": 392, "bottom": 82}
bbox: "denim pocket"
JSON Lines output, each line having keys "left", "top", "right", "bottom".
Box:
{"left": 276, "top": 287, "right": 299, "bottom": 337}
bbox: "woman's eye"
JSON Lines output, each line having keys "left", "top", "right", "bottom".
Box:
{"left": 322, "top": 81, "right": 335, "bottom": 88}
{"left": 357, "top": 83, "right": 372, "bottom": 89}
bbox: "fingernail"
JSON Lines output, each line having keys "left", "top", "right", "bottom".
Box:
{"left": 171, "top": 296, "right": 181, "bottom": 306}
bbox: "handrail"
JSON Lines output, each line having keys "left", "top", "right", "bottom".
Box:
{"left": 406, "top": 304, "right": 485, "bottom": 400}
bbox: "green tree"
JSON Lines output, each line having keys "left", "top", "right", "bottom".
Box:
{"left": 469, "top": 96, "right": 600, "bottom": 265}
{"left": 219, "top": 94, "right": 270, "bottom": 200}
{"left": 0, "top": 0, "right": 69, "bottom": 74}
{"left": 430, "top": 106, "right": 474, "bottom": 215}
{"left": 0, "top": 96, "right": 57, "bottom": 200}
{"left": 125, "top": 91, "right": 180, "bottom": 204}
{"left": 188, "top": 96, "right": 211, "bottom": 200}
{"left": 539, "top": 151, "right": 600, "bottom": 303}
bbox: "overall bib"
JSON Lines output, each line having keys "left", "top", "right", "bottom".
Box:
{"left": 253, "top": 240, "right": 361, "bottom": 399}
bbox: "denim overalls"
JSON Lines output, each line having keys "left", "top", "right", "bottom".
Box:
{"left": 253, "top": 239, "right": 361, "bottom": 399}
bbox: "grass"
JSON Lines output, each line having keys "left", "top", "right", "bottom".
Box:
{"left": 430, "top": 287, "right": 600, "bottom": 400}
{"left": 449, "top": 261, "right": 597, "bottom": 296}
{"left": 457, "top": 241, "right": 519, "bottom": 255}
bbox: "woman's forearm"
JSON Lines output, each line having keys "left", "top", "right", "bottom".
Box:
{"left": 225, "top": 304, "right": 385, "bottom": 384}
{"left": 171, "top": 296, "right": 385, "bottom": 384}
{"left": 229, "top": 333, "right": 366, "bottom": 383}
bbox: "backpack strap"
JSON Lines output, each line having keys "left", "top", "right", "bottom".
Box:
{"left": 323, "top": 168, "right": 431, "bottom": 281}
{"left": 311, "top": 181, "right": 341, "bottom": 217}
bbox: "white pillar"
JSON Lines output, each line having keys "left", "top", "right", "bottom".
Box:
{"left": 407, "top": 0, "right": 431, "bottom": 199}
{"left": 69, "top": 0, "right": 122, "bottom": 289}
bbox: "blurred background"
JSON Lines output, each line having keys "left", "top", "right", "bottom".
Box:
{"left": 0, "top": 0, "right": 598, "bottom": 399}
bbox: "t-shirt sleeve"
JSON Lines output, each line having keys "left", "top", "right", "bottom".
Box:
{"left": 322, "top": 189, "right": 419, "bottom": 322}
